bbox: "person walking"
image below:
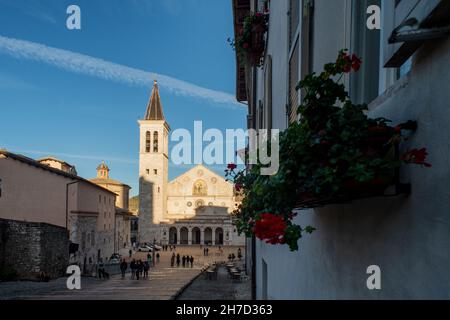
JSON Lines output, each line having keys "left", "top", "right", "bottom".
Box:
{"left": 176, "top": 254, "right": 181, "bottom": 267}
{"left": 171, "top": 253, "right": 175, "bottom": 267}
{"left": 147, "top": 253, "right": 153, "bottom": 266}
{"left": 206, "top": 248, "right": 209, "bottom": 256}
{"left": 120, "top": 259, "right": 128, "bottom": 279}
{"left": 129, "top": 249, "right": 132, "bottom": 258}
{"left": 135, "top": 260, "right": 142, "bottom": 280}
{"left": 190, "top": 256, "right": 194, "bottom": 268}
{"left": 130, "top": 259, "right": 136, "bottom": 279}
{"left": 143, "top": 261, "right": 149, "bottom": 279}
{"left": 182, "top": 255, "right": 186, "bottom": 268}
{"left": 156, "top": 252, "right": 160, "bottom": 264}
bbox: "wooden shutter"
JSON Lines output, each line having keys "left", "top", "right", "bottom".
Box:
{"left": 288, "top": 40, "right": 299, "bottom": 124}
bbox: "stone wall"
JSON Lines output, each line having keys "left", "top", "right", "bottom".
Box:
{"left": 0, "top": 218, "right": 69, "bottom": 280}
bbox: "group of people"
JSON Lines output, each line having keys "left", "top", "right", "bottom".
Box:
{"left": 120, "top": 259, "right": 150, "bottom": 280}
{"left": 202, "top": 247, "right": 209, "bottom": 256}
{"left": 170, "top": 253, "right": 194, "bottom": 268}
{"left": 228, "top": 248, "right": 243, "bottom": 261}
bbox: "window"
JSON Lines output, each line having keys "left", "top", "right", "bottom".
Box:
{"left": 146, "top": 169, "right": 150, "bottom": 175}
{"left": 104, "top": 212, "right": 106, "bottom": 218}
{"left": 99, "top": 195, "right": 101, "bottom": 203}
{"left": 104, "top": 224, "right": 106, "bottom": 231}
{"left": 383, "top": 0, "right": 444, "bottom": 70}
{"left": 350, "top": 0, "right": 381, "bottom": 104}
{"left": 145, "top": 131, "right": 151, "bottom": 153}
{"left": 91, "top": 231, "right": 95, "bottom": 246}
{"left": 154, "top": 169, "right": 158, "bottom": 175}
{"left": 195, "top": 200, "right": 204, "bottom": 208}
{"left": 153, "top": 132, "right": 159, "bottom": 153}
{"left": 104, "top": 196, "right": 106, "bottom": 204}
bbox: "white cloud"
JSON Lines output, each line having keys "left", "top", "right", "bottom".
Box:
{"left": 0, "top": 35, "right": 243, "bottom": 108}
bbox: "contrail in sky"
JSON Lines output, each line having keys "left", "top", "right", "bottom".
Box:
{"left": 0, "top": 35, "right": 243, "bottom": 108}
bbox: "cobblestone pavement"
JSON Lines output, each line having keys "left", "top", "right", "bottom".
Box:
{"left": 0, "top": 246, "right": 244, "bottom": 300}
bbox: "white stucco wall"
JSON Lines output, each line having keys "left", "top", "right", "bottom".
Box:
{"left": 253, "top": 0, "right": 450, "bottom": 299}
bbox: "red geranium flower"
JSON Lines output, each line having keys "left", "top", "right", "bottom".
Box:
{"left": 235, "top": 184, "right": 242, "bottom": 192}
{"left": 227, "top": 163, "right": 237, "bottom": 170}
{"left": 254, "top": 213, "right": 287, "bottom": 245}
{"left": 402, "top": 148, "right": 432, "bottom": 167}
{"left": 351, "top": 54, "right": 362, "bottom": 72}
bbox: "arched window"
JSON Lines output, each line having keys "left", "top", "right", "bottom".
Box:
{"left": 153, "top": 132, "right": 159, "bottom": 153}
{"left": 145, "top": 131, "right": 151, "bottom": 153}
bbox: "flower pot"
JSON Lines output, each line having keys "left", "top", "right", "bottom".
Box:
{"left": 247, "top": 23, "right": 266, "bottom": 66}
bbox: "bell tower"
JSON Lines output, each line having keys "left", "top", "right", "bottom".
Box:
{"left": 138, "top": 80, "right": 170, "bottom": 243}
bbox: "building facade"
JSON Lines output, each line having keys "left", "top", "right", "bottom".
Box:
{"left": 232, "top": 0, "right": 450, "bottom": 299}
{"left": 90, "top": 162, "right": 133, "bottom": 253}
{"left": 0, "top": 150, "right": 117, "bottom": 277}
{"left": 138, "top": 81, "right": 245, "bottom": 246}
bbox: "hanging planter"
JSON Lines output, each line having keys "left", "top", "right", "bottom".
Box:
{"left": 228, "top": 11, "right": 269, "bottom": 67}
{"left": 225, "top": 50, "right": 431, "bottom": 251}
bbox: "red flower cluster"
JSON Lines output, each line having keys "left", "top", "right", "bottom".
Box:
{"left": 235, "top": 183, "right": 242, "bottom": 192}
{"left": 227, "top": 163, "right": 237, "bottom": 170}
{"left": 254, "top": 213, "right": 287, "bottom": 245}
{"left": 402, "top": 148, "right": 432, "bottom": 167}
{"left": 338, "top": 52, "right": 362, "bottom": 73}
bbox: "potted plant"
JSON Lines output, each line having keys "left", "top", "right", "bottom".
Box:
{"left": 226, "top": 50, "right": 431, "bottom": 251}
{"left": 228, "top": 11, "right": 269, "bottom": 67}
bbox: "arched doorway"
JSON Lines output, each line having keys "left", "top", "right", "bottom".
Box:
{"left": 192, "top": 227, "right": 201, "bottom": 245}
{"left": 180, "top": 227, "right": 189, "bottom": 245}
{"left": 204, "top": 227, "right": 212, "bottom": 245}
{"left": 169, "top": 227, "right": 177, "bottom": 244}
{"left": 215, "top": 227, "right": 224, "bottom": 245}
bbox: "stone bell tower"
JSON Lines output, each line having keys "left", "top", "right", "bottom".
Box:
{"left": 138, "top": 80, "right": 170, "bottom": 243}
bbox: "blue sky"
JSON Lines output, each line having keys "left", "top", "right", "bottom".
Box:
{"left": 0, "top": 0, "right": 247, "bottom": 196}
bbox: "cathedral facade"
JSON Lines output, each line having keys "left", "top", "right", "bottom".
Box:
{"left": 138, "top": 81, "right": 245, "bottom": 246}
